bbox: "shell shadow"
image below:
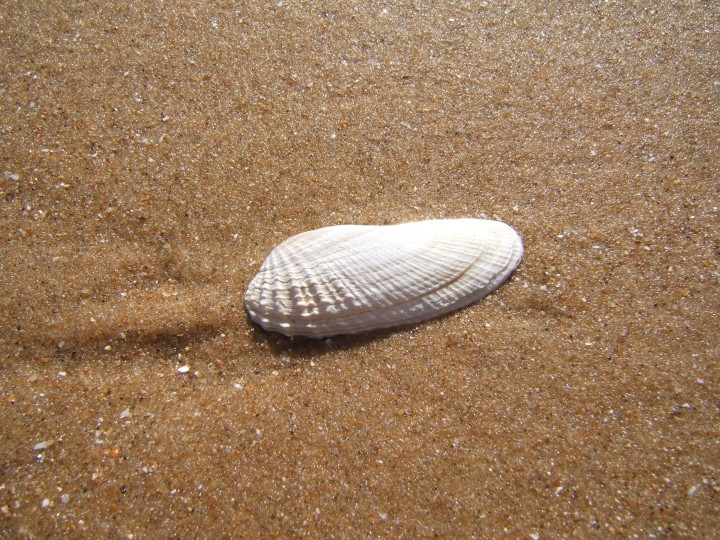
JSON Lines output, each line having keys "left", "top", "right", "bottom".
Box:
{"left": 46, "top": 321, "right": 229, "bottom": 367}
{"left": 245, "top": 311, "right": 395, "bottom": 355}
{"left": 247, "top": 277, "right": 524, "bottom": 370}
{"left": 245, "top": 310, "right": 436, "bottom": 367}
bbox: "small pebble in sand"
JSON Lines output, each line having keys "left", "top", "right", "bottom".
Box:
{"left": 34, "top": 440, "right": 52, "bottom": 451}
{"left": 177, "top": 365, "right": 190, "bottom": 373}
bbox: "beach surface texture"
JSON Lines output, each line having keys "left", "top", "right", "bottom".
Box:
{"left": 1, "top": 2, "right": 718, "bottom": 537}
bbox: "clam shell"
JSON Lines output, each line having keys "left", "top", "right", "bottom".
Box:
{"left": 245, "top": 219, "right": 523, "bottom": 338}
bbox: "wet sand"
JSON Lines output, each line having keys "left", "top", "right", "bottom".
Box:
{"left": 1, "top": 1, "right": 718, "bottom": 537}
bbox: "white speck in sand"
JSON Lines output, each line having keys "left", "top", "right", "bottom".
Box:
{"left": 177, "top": 365, "right": 190, "bottom": 373}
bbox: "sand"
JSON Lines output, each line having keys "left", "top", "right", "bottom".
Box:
{"left": 1, "top": 1, "right": 718, "bottom": 538}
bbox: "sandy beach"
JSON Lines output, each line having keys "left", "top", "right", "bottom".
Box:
{"left": 1, "top": 1, "right": 718, "bottom": 537}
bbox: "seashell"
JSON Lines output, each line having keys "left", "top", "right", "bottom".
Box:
{"left": 245, "top": 219, "right": 523, "bottom": 338}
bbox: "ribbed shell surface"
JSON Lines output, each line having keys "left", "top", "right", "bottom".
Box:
{"left": 244, "top": 219, "right": 523, "bottom": 337}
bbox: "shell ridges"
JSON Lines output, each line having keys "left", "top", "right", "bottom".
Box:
{"left": 245, "top": 219, "right": 523, "bottom": 337}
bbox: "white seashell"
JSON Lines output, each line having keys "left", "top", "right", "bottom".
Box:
{"left": 244, "top": 219, "right": 523, "bottom": 338}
